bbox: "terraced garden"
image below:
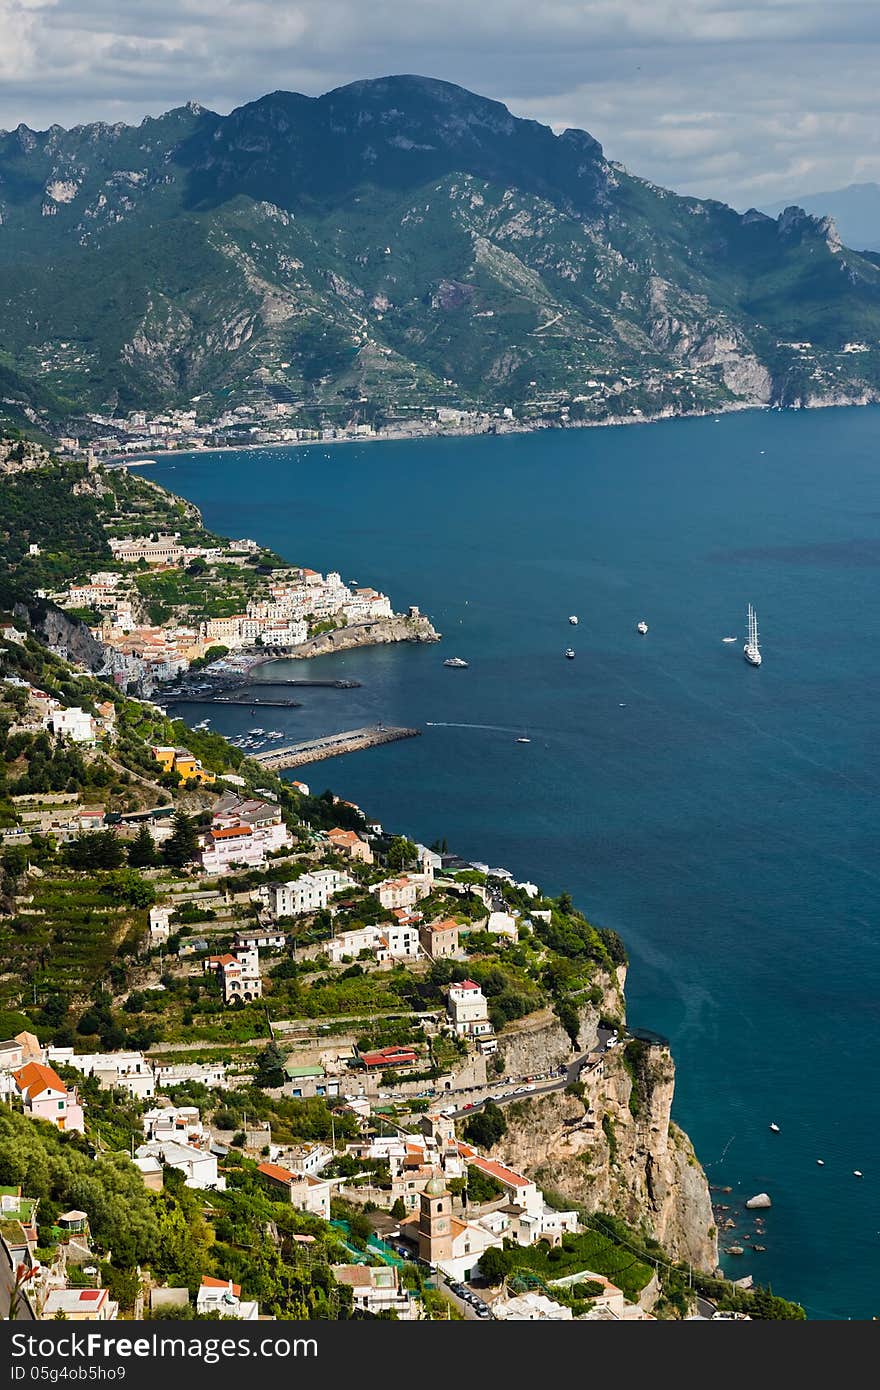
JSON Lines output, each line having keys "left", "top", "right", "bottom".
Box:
{"left": 1, "top": 873, "right": 144, "bottom": 1002}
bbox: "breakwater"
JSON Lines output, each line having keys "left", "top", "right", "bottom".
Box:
{"left": 252, "top": 724, "right": 420, "bottom": 770}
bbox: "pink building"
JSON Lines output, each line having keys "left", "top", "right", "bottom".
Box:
{"left": 14, "top": 1062, "right": 85, "bottom": 1133}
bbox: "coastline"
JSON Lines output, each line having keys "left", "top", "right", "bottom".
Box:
{"left": 104, "top": 393, "right": 880, "bottom": 468}
{"left": 104, "top": 398, "right": 769, "bottom": 465}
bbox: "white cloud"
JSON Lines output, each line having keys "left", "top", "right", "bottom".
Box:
{"left": 0, "top": 0, "right": 878, "bottom": 206}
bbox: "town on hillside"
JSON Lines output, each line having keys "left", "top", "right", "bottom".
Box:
{"left": 0, "top": 442, "right": 436, "bottom": 699}
{"left": 0, "top": 623, "right": 802, "bottom": 1322}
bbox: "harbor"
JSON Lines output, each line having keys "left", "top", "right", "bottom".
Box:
{"left": 252, "top": 724, "right": 421, "bottom": 770}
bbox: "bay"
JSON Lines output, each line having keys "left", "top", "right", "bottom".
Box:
{"left": 148, "top": 405, "right": 880, "bottom": 1319}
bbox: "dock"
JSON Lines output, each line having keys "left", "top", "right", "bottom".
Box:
{"left": 252, "top": 725, "right": 420, "bottom": 770}
{"left": 241, "top": 679, "right": 362, "bottom": 690}
{"left": 167, "top": 695, "right": 303, "bottom": 708}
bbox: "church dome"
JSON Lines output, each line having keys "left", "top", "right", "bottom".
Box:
{"left": 424, "top": 1175, "right": 446, "bottom": 1196}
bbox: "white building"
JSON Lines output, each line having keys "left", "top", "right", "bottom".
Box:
{"left": 369, "top": 878, "right": 422, "bottom": 911}
{"left": 331, "top": 1265, "right": 418, "bottom": 1320}
{"left": 153, "top": 1060, "right": 227, "bottom": 1088}
{"left": 486, "top": 911, "right": 519, "bottom": 941}
{"left": 270, "top": 868, "right": 354, "bottom": 917}
{"left": 48, "top": 1048, "right": 155, "bottom": 1099}
{"left": 196, "top": 1277, "right": 259, "bottom": 1320}
{"left": 447, "top": 980, "right": 491, "bottom": 1037}
{"left": 326, "top": 921, "right": 420, "bottom": 964}
{"left": 492, "top": 1292, "right": 572, "bottom": 1321}
{"left": 203, "top": 948, "right": 262, "bottom": 1004}
{"left": 142, "top": 1103, "right": 206, "bottom": 1146}
{"left": 148, "top": 906, "right": 171, "bottom": 944}
{"left": 41, "top": 1288, "right": 119, "bottom": 1321}
{"left": 136, "top": 1139, "right": 224, "bottom": 1191}
{"left": 50, "top": 707, "right": 97, "bottom": 744}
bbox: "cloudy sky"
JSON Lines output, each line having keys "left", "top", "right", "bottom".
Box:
{"left": 2, "top": 0, "right": 878, "bottom": 207}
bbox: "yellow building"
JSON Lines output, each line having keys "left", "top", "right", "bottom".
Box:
{"left": 151, "top": 745, "right": 216, "bottom": 786}
{"left": 151, "top": 745, "right": 176, "bottom": 773}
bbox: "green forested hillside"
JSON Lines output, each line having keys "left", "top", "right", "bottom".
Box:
{"left": 1, "top": 77, "right": 879, "bottom": 428}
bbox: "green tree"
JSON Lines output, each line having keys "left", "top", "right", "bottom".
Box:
{"left": 63, "top": 830, "right": 124, "bottom": 871}
{"left": 162, "top": 812, "right": 200, "bottom": 868}
{"left": 254, "top": 1042, "right": 286, "bottom": 1089}
{"left": 479, "top": 1246, "right": 512, "bottom": 1285}
{"left": 128, "top": 823, "right": 159, "bottom": 868}
{"left": 463, "top": 1101, "right": 507, "bottom": 1150}
{"left": 385, "top": 837, "right": 417, "bottom": 872}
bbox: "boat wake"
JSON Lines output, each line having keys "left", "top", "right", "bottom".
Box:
{"left": 426, "top": 721, "right": 528, "bottom": 734}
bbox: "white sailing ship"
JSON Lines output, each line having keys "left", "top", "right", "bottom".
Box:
{"left": 744, "top": 604, "right": 762, "bottom": 667}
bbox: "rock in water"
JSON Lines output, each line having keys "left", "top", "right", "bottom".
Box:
{"left": 745, "top": 1192, "right": 772, "bottom": 1209}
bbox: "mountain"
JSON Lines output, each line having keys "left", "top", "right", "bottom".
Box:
{"left": 2, "top": 75, "right": 880, "bottom": 431}
{"left": 759, "top": 183, "right": 880, "bottom": 254}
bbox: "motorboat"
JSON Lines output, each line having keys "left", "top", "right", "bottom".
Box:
{"left": 564, "top": 648, "right": 575, "bottom": 659}
{"left": 636, "top": 620, "right": 648, "bottom": 634}
{"left": 568, "top": 615, "right": 579, "bottom": 625}
{"left": 444, "top": 657, "right": 469, "bottom": 668}
{"left": 769, "top": 1123, "right": 780, "bottom": 1133}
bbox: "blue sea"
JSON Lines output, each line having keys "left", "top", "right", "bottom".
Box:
{"left": 148, "top": 406, "right": 880, "bottom": 1319}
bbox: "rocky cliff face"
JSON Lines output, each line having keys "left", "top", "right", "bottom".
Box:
{"left": 493, "top": 974, "right": 718, "bottom": 1271}
{"left": 286, "top": 612, "right": 440, "bottom": 659}
{"left": 14, "top": 600, "right": 108, "bottom": 672}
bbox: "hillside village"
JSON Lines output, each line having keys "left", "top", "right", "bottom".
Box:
{"left": 0, "top": 446, "right": 435, "bottom": 698}
{"left": 0, "top": 448, "right": 804, "bottom": 1322}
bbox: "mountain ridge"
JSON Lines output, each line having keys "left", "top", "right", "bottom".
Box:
{"left": 1, "top": 75, "right": 879, "bottom": 432}
{"left": 759, "top": 181, "right": 880, "bottom": 253}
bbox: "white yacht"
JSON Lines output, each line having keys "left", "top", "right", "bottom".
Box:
{"left": 744, "top": 604, "right": 762, "bottom": 666}
{"left": 568, "top": 615, "right": 579, "bottom": 625}
{"left": 565, "top": 648, "right": 575, "bottom": 660}
{"left": 636, "top": 620, "right": 648, "bottom": 635}
{"left": 444, "top": 657, "right": 469, "bottom": 668}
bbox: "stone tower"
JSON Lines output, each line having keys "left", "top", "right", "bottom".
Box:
{"left": 417, "top": 1174, "right": 453, "bottom": 1265}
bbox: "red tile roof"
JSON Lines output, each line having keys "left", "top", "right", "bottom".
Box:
{"left": 13, "top": 1062, "right": 66, "bottom": 1098}
{"left": 361, "top": 1046, "right": 419, "bottom": 1068}
{"left": 210, "top": 824, "right": 253, "bottom": 840}
{"left": 257, "top": 1161, "right": 295, "bottom": 1184}
{"left": 201, "top": 1276, "right": 242, "bottom": 1297}
{"left": 467, "top": 1156, "right": 531, "bottom": 1189}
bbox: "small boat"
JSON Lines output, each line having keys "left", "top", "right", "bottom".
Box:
{"left": 516, "top": 736, "right": 531, "bottom": 744}
{"left": 564, "top": 648, "right": 575, "bottom": 659}
{"left": 722, "top": 636, "right": 737, "bottom": 643}
{"left": 854, "top": 1170, "right": 863, "bottom": 1178}
{"left": 769, "top": 1123, "right": 780, "bottom": 1133}
{"left": 568, "top": 615, "right": 579, "bottom": 625}
{"left": 744, "top": 603, "right": 762, "bottom": 666}
{"left": 636, "top": 620, "right": 648, "bottom": 635}
{"left": 816, "top": 1159, "right": 825, "bottom": 1166}
{"left": 444, "top": 657, "right": 469, "bottom": 669}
